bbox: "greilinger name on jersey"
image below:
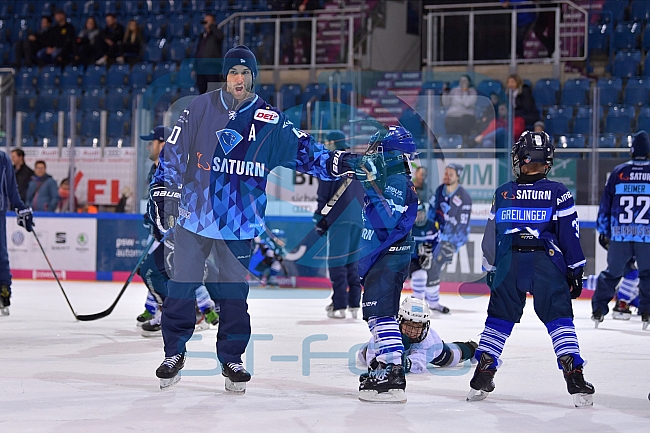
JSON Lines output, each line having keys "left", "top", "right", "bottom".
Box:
{"left": 212, "top": 157, "right": 266, "bottom": 177}
{"left": 496, "top": 207, "right": 553, "bottom": 223}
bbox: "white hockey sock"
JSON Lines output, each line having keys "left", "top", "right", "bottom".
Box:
{"left": 618, "top": 276, "right": 639, "bottom": 303}
{"left": 411, "top": 269, "right": 427, "bottom": 299}
{"left": 195, "top": 285, "right": 215, "bottom": 313}
{"left": 144, "top": 292, "right": 158, "bottom": 314}
{"left": 425, "top": 283, "right": 441, "bottom": 308}
{"left": 367, "top": 316, "right": 403, "bottom": 365}
{"left": 583, "top": 274, "right": 597, "bottom": 291}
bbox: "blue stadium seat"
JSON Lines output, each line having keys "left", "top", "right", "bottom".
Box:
{"left": 83, "top": 65, "right": 106, "bottom": 88}
{"left": 615, "top": 50, "right": 641, "bottom": 78}
{"left": 643, "top": 26, "right": 650, "bottom": 51}
{"left": 557, "top": 134, "right": 586, "bottom": 158}
{"left": 624, "top": 78, "right": 650, "bottom": 106}
{"left": 614, "top": 22, "right": 640, "bottom": 50}
{"left": 632, "top": 0, "right": 650, "bottom": 22}
{"left": 144, "top": 39, "right": 165, "bottom": 63}
{"left": 602, "top": 0, "right": 627, "bottom": 24}
{"left": 279, "top": 83, "right": 302, "bottom": 110}
{"left": 421, "top": 81, "right": 446, "bottom": 95}
{"left": 15, "top": 111, "right": 36, "bottom": 137}
{"left": 37, "top": 66, "right": 60, "bottom": 88}
{"left": 256, "top": 83, "right": 276, "bottom": 105}
{"left": 168, "top": 14, "right": 189, "bottom": 38}
{"left": 399, "top": 108, "right": 425, "bottom": 141}
{"left": 638, "top": 106, "right": 650, "bottom": 131}
{"left": 168, "top": 38, "right": 190, "bottom": 62}
{"left": 327, "top": 81, "right": 354, "bottom": 105}
{"left": 125, "top": 0, "right": 150, "bottom": 16}
{"left": 476, "top": 79, "right": 505, "bottom": 101}
{"left": 572, "top": 106, "right": 601, "bottom": 135}
{"left": 36, "top": 89, "right": 60, "bottom": 112}
{"left": 178, "top": 86, "right": 198, "bottom": 98}
{"left": 176, "top": 58, "right": 195, "bottom": 88}
{"left": 104, "top": 86, "right": 130, "bottom": 110}
{"left": 604, "top": 105, "right": 634, "bottom": 134}
{"left": 107, "top": 109, "right": 130, "bottom": 137}
{"left": 106, "top": 63, "right": 129, "bottom": 87}
{"left": 63, "top": 0, "right": 81, "bottom": 17}
{"left": 597, "top": 77, "right": 622, "bottom": 106}
{"left": 151, "top": 0, "right": 172, "bottom": 15}
{"left": 15, "top": 89, "right": 36, "bottom": 112}
{"left": 144, "top": 15, "right": 167, "bottom": 41}
{"left": 561, "top": 79, "right": 590, "bottom": 105}
{"left": 80, "top": 110, "right": 101, "bottom": 137}
{"left": 80, "top": 88, "right": 104, "bottom": 111}
{"left": 301, "top": 83, "right": 326, "bottom": 105}
{"left": 34, "top": 111, "right": 57, "bottom": 138}
{"left": 60, "top": 66, "right": 83, "bottom": 88}
{"left": 19, "top": 136, "right": 37, "bottom": 147}
{"left": 129, "top": 62, "right": 153, "bottom": 88}
{"left": 9, "top": 18, "right": 30, "bottom": 42}
{"left": 59, "top": 87, "right": 82, "bottom": 112}
{"left": 437, "top": 134, "right": 463, "bottom": 157}
{"left": 597, "top": 133, "right": 617, "bottom": 148}
{"left": 283, "top": 105, "right": 303, "bottom": 128}
{"left": 152, "top": 61, "right": 177, "bottom": 84}
{"left": 83, "top": 0, "right": 101, "bottom": 16}
{"left": 588, "top": 24, "right": 609, "bottom": 53}
{"left": 545, "top": 106, "right": 571, "bottom": 136}
{"left": 533, "top": 78, "right": 560, "bottom": 108}
{"left": 109, "top": 136, "right": 132, "bottom": 147}
{"left": 15, "top": 67, "right": 37, "bottom": 89}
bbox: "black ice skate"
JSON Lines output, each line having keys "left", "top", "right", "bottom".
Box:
{"left": 612, "top": 300, "right": 632, "bottom": 320}
{"left": 136, "top": 309, "right": 153, "bottom": 327}
{"left": 558, "top": 355, "right": 595, "bottom": 407}
{"left": 467, "top": 352, "right": 497, "bottom": 402}
{"left": 358, "top": 359, "right": 407, "bottom": 404}
{"left": 141, "top": 310, "right": 162, "bottom": 337}
{"left": 222, "top": 362, "right": 251, "bottom": 394}
{"left": 0, "top": 285, "right": 10, "bottom": 316}
{"left": 642, "top": 312, "right": 649, "bottom": 331}
{"left": 156, "top": 352, "right": 185, "bottom": 390}
{"left": 591, "top": 310, "right": 604, "bottom": 328}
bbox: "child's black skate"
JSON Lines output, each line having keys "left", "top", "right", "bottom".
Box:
{"left": 222, "top": 362, "right": 251, "bottom": 394}
{"left": 136, "top": 309, "right": 153, "bottom": 327}
{"left": 467, "top": 352, "right": 497, "bottom": 401}
{"left": 156, "top": 352, "right": 185, "bottom": 390}
{"left": 612, "top": 300, "right": 631, "bottom": 320}
{"left": 591, "top": 310, "right": 604, "bottom": 328}
{"left": 358, "top": 359, "right": 407, "bottom": 403}
{"left": 642, "top": 312, "right": 649, "bottom": 331}
{"left": 1, "top": 285, "right": 10, "bottom": 316}
{"left": 559, "top": 355, "right": 595, "bottom": 407}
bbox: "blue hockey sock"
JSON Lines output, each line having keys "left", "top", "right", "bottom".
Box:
{"left": 144, "top": 292, "right": 158, "bottom": 315}
{"left": 475, "top": 316, "right": 514, "bottom": 368}
{"left": 545, "top": 318, "right": 585, "bottom": 369}
{"left": 367, "top": 316, "right": 403, "bottom": 365}
{"left": 195, "top": 285, "right": 215, "bottom": 313}
{"left": 583, "top": 274, "right": 597, "bottom": 291}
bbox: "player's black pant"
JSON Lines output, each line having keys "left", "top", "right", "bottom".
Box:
{"left": 162, "top": 226, "right": 253, "bottom": 363}
{"left": 592, "top": 241, "right": 650, "bottom": 316}
{"left": 328, "top": 223, "right": 362, "bottom": 310}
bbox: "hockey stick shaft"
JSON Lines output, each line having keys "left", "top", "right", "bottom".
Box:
{"left": 76, "top": 237, "right": 155, "bottom": 321}
{"left": 32, "top": 230, "right": 78, "bottom": 319}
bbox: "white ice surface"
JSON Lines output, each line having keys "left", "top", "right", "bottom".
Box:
{"left": 1, "top": 280, "right": 649, "bottom": 433}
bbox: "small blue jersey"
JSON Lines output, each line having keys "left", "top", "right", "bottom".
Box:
{"left": 411, "top": 219, "right": 440, "bottom": 259}
{"left": 427, "top": 184, "right": 472, "bottom": 248}
{"left": 482, "top": 178, "right": 585, "bottom": 275}
{"left": 154, "top": 89, "right": 337, "bottom": 240}
{"left": 597, "top": 160, "right": 650, "bottom": 243}
{"left": 0, "top": 151, "right": 26, "bottom": 213}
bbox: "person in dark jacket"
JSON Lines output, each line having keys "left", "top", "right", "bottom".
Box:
{"left": 74, "top": 17, "right": 101, "bottom": 66}
{"left": 0, "top": 150, "right": 34, "bottom": 315}
{"left": 118, "top": 19, "right": 144, "bottom": 67}
{"left": 36, "top": 10, "right": 76, "bottom": 66}
{"left": 315, "top": 130, "right": 365, "bottom": 319}
{"left": 194, "top": 13, "right": 224, "bottom": 94}
{"left": 10, "top": 149, "right": 34, "bottom": 204}
{"left": 96, "top": 13, "right": 124, "bottom": 65}
{"left": 26, "top": 160, "right": 59, "bottom": 212}
{"left": 506, "top": 74, "right": 539, "bottom": 129}
{"left": 15, "top": 15, "right": 53, "bottom": 68}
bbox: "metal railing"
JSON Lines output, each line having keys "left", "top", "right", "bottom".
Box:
{"left": 423, "top": 1, "right": 588, "bottom": 76}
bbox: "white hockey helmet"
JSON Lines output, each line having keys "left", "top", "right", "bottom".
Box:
{"left": 398, "top": 296, "right": 431, "bottom": 343}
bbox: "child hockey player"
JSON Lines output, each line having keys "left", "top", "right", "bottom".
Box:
{"left": 248, "top": 229, "right": 288, "bottom": 287}
{"left": 410, "top": 201, "right": 439, "bottom": 303}
{"left": 358, "top": 296, "right": 476, "bottom": 373}
{"left": 470, "top": 131, "right": 595, "bottom": 407}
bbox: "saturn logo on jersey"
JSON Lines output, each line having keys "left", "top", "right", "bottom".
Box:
{"left": 619, "top": 172, "right": 630, "bottom": 181}
{"left": 216, "top": 129, "right": 244, "bottom": 155}
{"left": 254, "top": 109, "right": 279, "bottom": 124}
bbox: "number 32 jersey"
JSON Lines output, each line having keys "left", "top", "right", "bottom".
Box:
{"left": 597, "top": 160, "right": 650, "bottom": 243}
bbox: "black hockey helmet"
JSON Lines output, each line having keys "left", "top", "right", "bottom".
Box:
{"left": 512, "top": 131, "right": 554, "bottom": 178}
{"left": 630, "top": 130, "right": 650, "bottom": 159}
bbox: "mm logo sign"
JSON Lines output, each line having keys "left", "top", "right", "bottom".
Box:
{"left": 445, "top": 158, "right": 497, "bottom": 202}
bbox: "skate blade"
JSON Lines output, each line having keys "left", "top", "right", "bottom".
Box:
{"left": 358, "top": 389, "right": 406, "bottom": 404}
{"left": 592, "top": 318, "right": 602, "bottom": 328}
{"left": 224, "top": 377, "right": 247, "bottom": 394}
{"left": 194, "top": 322, "right": 211, "bottom": 331}
{"left": 643, "top": 321, "right": 649, "bottom": 331}
{"left": 0, "top": 307, "right": 9, "bottom": 316}
{"left": 612, "top": 312, "right": 631, "bottom": 321}
{"left": 572, "top": 393, "right": 593, "bottom": 408}
{"left": 159, "top": 374, "right": 181, "bottom": 390}
{"left": 466, "top": 388, "right": 490, "bottom": 402}
{"left": 141, "top": 330, "right": 162, "bottom": 338}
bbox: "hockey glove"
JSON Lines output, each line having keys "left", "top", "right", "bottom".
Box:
{"left": 598, "top": 233, "right": 610, "bottom": 250}
{"left": 567, "top": 266, "right": 584, "bottom": 299}
{"left": 402, "top": 352, "right": 412, "bottom": 374}
{"left": 327, "top": 151, "right": 386, "bottom": 189}
{"left": 437, "top": 241, "right": 455, "bottom": 264}
{"left": 418, "top": 243, "right": 434, "bottom": 270}
{"left": 486, "top": 271, "right": 496, "bottom": 288}
{"left": 16, "top": 207, "right": 34, "bottom": 232}
{"left": 148, "top": 184, "right": 181, "bottom": 234}
{"left": 313, "top": 213, "right": 329, "bottom": 236}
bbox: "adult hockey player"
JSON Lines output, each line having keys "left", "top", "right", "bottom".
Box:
{"left": 592, "top": 130, "right": 650, "bottom": 330}
{"left": 357, "top": 296, "right": 476, "bottom": 373}
{"left": 469, "top": 131, "right": 595, "bottom": 407}
{"left": 584, "top": 259, "right": 639, "bottom": 321}
{"left": 315, "top": 130, "right": 364, "bottom": 319}
{"left": 409, "top": 201, "right": 439, "bottom": 302}
{"left": 0, "top": 150, "right": 33, "bottom": 315}
{"left": 353, "top": 126, "right": 418, "bottom": 404}
{"left": 148, "top": 45, "right": 381, "bottom": 392}
{"left": 424, "top": 163, "right": 472, "bottom": 314}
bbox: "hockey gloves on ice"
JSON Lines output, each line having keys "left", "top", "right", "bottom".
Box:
{"left": 16, "top": 207, "right": 34, "bottom": 232}
{"left": 598, "top": 233, "right": 610, "bottom": 250}
{"left": 567, "top": 267, "right": 584, "bottom": 299}
{"left": 149, "top": 184, "right": 181, "bottom": 234}
{"left": 327, "top": 151, "right": 386, "bottom": 190}
{"left": 418, "top": 242, "right": 434, "bottom": 270}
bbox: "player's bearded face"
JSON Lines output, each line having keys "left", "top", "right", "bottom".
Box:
{"left": 227, "top": 66, "right": 253, "bottom": 101}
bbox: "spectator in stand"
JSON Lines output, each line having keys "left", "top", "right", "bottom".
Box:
{"left": 10, "top": 149, "right": 34, "bottom": 204}
{"left": 474, "top": 103, "right": 525, "bottom": 149}
{"left": 441, "top": 75, "right": 478, "bottom": 138}
{"left": 194, "top": 13, "right": 224, "bottom": 94}
{"left": 14, "top": 16, "right": 53, "bottom": 68}
{"left": 55, "top": 178, "right": 78, "bottom": 213}
{"left": 534, "top": 120, "right": 545, "bottom": 133}
{"left": 293, "top": 0, "right": 320, "bottom": 64}
{"left": 26, "top": 161, "right": 59, "bottom": 212}
{"left": 96, "top": 13, "right": 124, "bottom": 66}
{"left": 412, "top": 166, "right": 429, "bottom": 200}
{"left": 533, "top": 0, "right": 556, "bottom": 58}
{"left": 506, "top": 73, "right": 540, "bottom": 129}
{"left": 74, "top": 17, "right": 101, "bottom": 67}
{"left": 118, "top": 20, "right": 144, "bottom": 67}
{"left": 36, "top": 10, "right": 76, "bottom": 66}
{"left": 501, "top": 0, "right": 537, "bottom": 59}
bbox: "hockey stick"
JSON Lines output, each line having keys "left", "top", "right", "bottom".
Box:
{"left": 32, "top": 230, "right": 78, "bottom": 320}
{"left": 76, "top": 237, "right": 155, "bottom": 321}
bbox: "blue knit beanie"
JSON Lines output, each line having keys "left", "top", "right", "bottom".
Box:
{"left": 223, "top": 45, "right": 258, "bottom": 80}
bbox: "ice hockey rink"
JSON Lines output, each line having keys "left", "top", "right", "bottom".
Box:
{"left": 2, "top": 280, "right": 649, "bottom": 433}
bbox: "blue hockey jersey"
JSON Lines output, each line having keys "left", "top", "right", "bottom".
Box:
{"left": 597, "top": 160, "right": 650, "bottom": 243}
{"left": 154, "top": 89, "right": 337, "bottom": 240}
{"left": 482, "top": 178, "right": 586, "bottom": 275}
{"left": 427, "top": 184, "right": 472, "bottom": 248}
